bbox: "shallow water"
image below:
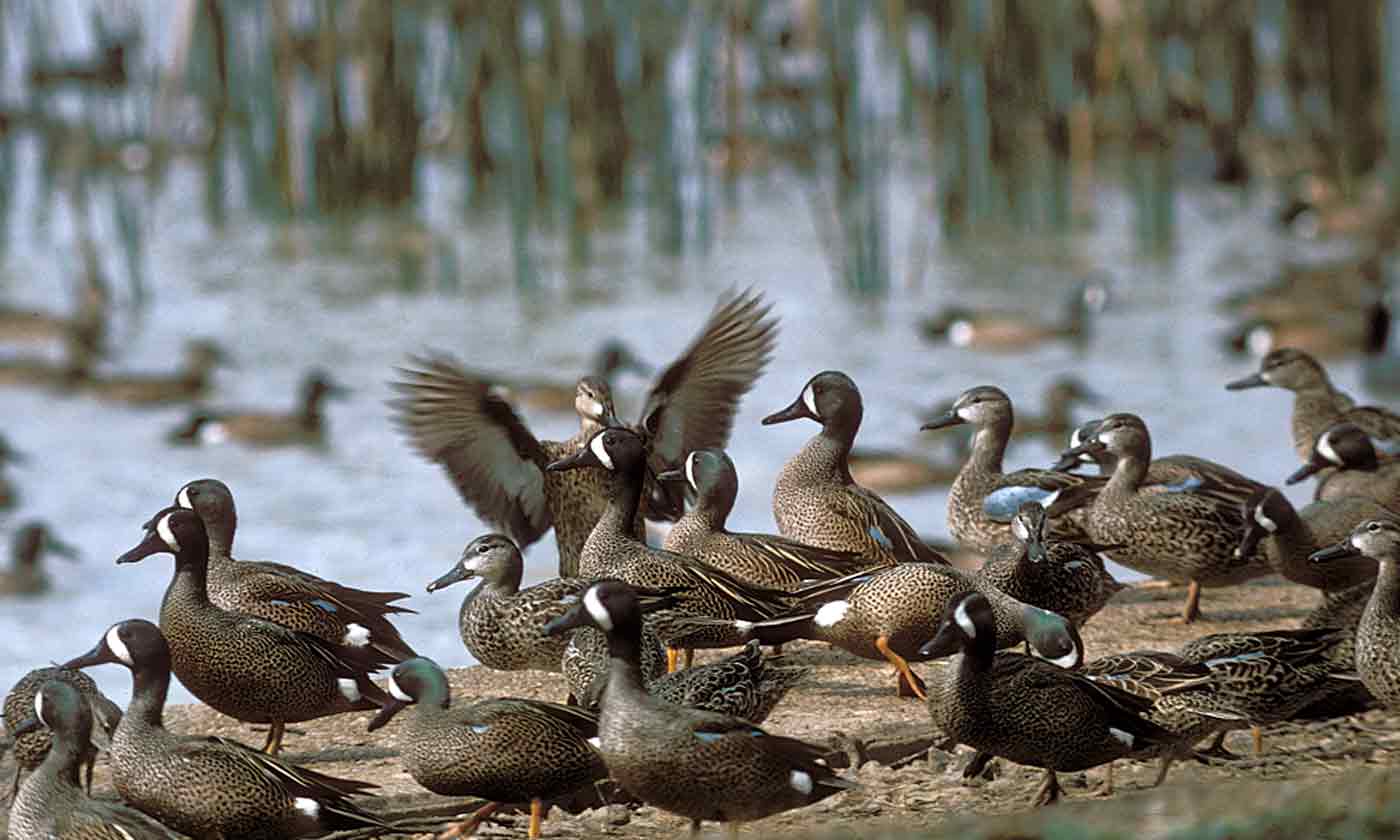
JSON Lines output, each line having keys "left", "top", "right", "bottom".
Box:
{"left": 0, "top": 152, "right": 1382, "bottom": 709}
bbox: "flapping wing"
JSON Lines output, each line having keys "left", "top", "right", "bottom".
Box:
{"left": 389, "top": 353, "right": 552, "bottom": 547}
{"left": 638, "top": 288, "right": 779, "bottom": 471}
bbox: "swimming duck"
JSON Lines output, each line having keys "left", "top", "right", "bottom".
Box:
{"left": 1225, "top": 347, "right": 1400, "bottom": 460}
{"left": 170, "top": 478, "right": 416, "bottom": 663}
{"left": 975, "top": 501, "right": 1125, "bottom": 628}
{"left": 542, "top": 580, "right": 854, "bottom": 833}
{"left": 720, "top": 561, "right": 1078, "bottom": 699}
{"left": 1219, "top": 253, "right": 1385, "bottom": 322}
{"left": 545, "top": 427, "right": 794, "bottom": 664}
{"left": 391, "top": 287, "right": 778, "bottom": 577}
{"left": 496, "top": 338, "right": 650, "bottom": 414}
{"left": 1222, "top": 302, "right": 1389, "bottom": 361}
{"left": 659, "top": 448, "right": 869, "bottom": 590}
{"left": 0, "top": 522, "right": 79, "bottom": 597}
{"left": 1286, "top": 422, "right": 1400, "bottom": 511}
{"left": 917, "top": 279, "right": 1107, "bottom": 352}
{"left": 0, "top": 433, "right": 24, "bottom": 510}
{"left": 763, "top": 371, "right": 949, "bottom": 567}
{"left": 0, "top": 331, "right": 95, "bottom": 390}
{"left": 366, "top": 657, "right": 606, "bottom": 840}
{"left": 167, "top": 369, "right": 347, "bottom": 448}
{"left": 0, "top": 265, "right": 108, "bottom": 353}
{"left": 1060, "top": 413, "right": 1272, "bottom": 622}
{"left": 921, "top": 592, "right": 1171, "bottom": 806}
{"left": 115, "top": 507, "right": 392, "bottom": 754}
{"left": 3, "top": 666, "right": 122, "bottom": 801}
{"left": 60, "top": 619, "right": 388, "bottom": 838}
{"left": 1235, "top": 486, "right": 1384, "bottom": 592}
{"left": 8, "top": 679, "right": 182, "bottom": 840}
{"left": 1312, "top": 519, "right": 1400, "bottom": 710}
{"left": 78, "top": 339, "right": 228, "bottom": 406}
{"left": 922, "top": 386, "right": 1098, "bottom": 555}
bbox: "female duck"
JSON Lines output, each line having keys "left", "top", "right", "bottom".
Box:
{"left": 1313, "top": 520, "right": 1400, "bottom": 709}
{"left": 543, "top": 580, "right": 854, "bottom": 833}
{"left": 660, "top": 448, "right": 868, "bottom": 590}
{"left": 922, "top": 592, "right": 1171, "bottom": 806}
{"left": 61, "top": 619, "right": 386, "bottom": 838}
{"left": 4, "top": 666, "right": 122, "bottom": 800}
{"left": 8, "top": 679, "right": 181, "bottom": 840}
{"left": 167, "top": 369, "right": 347, "bottom": 448}
{"left": 79, "top": 339, "right": 228, "bottom": 406}
{"left": 172, "top": 478, "right": 415, "bottom": 663}
{"left": 366, "top": 657, "right": 606, "bottom": 840}
{"left": 1061, "top": 413, "right": 1272, "bottom": 622}
{"left": 762, "top": 370, "right": 948, "bottom": 567}
{"left": 923, "top": 385, "right": 1097, "bottom": 555}
{"left": 0, "top": 522, "right": 79, "bottom": 597}
{"left": 116, "top": 507, "right": 390, "bottom": 753}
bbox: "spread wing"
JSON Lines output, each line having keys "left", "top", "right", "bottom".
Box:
{"left": 637, "top": 288, "right": 779, "bottom": 475}
{"left": 389, "top": 353, "right": 551, "bottom": 547}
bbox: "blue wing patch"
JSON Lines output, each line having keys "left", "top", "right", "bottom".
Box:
{"left": 983, "top": 486, "right": 1061, "bottom": 522}
{"left": 868, "top": 525, "right": 894, "bottom": 550}
{"left": 469, "top": 724, "right": 490, "bottom": 734}
{"left": 694, "top": 732, "right": 726, "bottom": 744}
{"left": 309, "top": 599, "right": 339, "bottom": 613}
{"left": 1156, "top": 476, "right": 1203, "bottom": 494}
{"left": 268, "top": 599, "right": 291, "bottom": 607}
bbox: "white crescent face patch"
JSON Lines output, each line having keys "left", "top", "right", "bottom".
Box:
{"left": 802, "top": 383, "right": 819, "bottom": 418}
{"left": 583, "top": 586, "right": 614, "bottom": 631}
{"left": 1011, "top": 516, "right": 1030, "bottom": 543}
{"left": 176, "top": 486, "right": 193, "bottom": 510}
{"left": 155, "top": 514, "right": 181, "bottom": 553}
{"left": 1318, "top": 430, "right": 1343, "bottom": 466}
{"left": 1253, "top": 507, "right": 1278, "bottom": 533}
{"left": 953, "top": 598, "right": 977, "bottom": 639}
{"left": 589, "top": 435, "right": 615, "bottom": 471}
{"left": 388, "top": 673, "right": 413, "bottom": 703}
{"left": 106, "top": 625, "right": 134, "bottom": 666}
{"left": 685, "top": 452, "right": 699, "bottom": 492}
{"left": 33, "top": 691, "right": 46, "bottom": 727}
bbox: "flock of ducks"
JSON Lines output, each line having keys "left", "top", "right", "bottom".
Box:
{"left": 6, "top": 284, "right": 1400, "bottom": 839}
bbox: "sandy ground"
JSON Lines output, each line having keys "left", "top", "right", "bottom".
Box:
{"left": 4, "top": 576, "right": 1395, "bottom": 839}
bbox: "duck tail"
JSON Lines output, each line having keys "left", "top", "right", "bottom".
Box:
{"left": 742, "top": 614, "right": 818, "bottom": 647}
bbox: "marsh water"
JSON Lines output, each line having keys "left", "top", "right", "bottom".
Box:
{"left": 0, "top": 149, "right": 1380, "bottom": 708}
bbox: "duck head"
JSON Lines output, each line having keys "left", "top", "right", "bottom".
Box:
{"left": 1060, "top": 413, "right": 1151, "bottom": 463}
{"left": 1288, "top": 422, "right": 1380, "bottom": 483}
{"left": 574, "top": 376, "right": 620, "bottom": 428}
{"left": 917, "top": 592, "right": 998, "bottom": 660}
{"left": 11, "top": 679, "right": 90, "bottom": 743}
{"left": 657, "top": 448, "right": 738, "bottom": 520}
{"left": 921, "top": 386, "right": 1012, "bottom": 432}
{"left": 1010, "top": 502, "right": 1049, "bottom": 564}
{"left": 762, "top": 371, "right": 863, "bottom": 435}
{"left": 14, "top": 522, "right": 79, "bottom": 567}
{"left": 366, "top": 657, "right": 450, "bottom": 731}
{"left": 542, "top": 579, "right": 645, "bottom": 639}
{"left": 1225, "top": 347, "right": 1328, "bottom": 392}
{"left": 1312, "top": 518, "right": 1400, "bottom": 565}
{"left": 61, "top": 618, "right": 169, "bottom": 673}
{"left": 546, "top": 426, "right": 647, "bottom": 477}
{"left": 1235, "top": 487, "right": 1293, "bottom": 559}
{"left": 427, "top": 533, "right": 523, "bottom": 593}
{"left": 117, "top": 508, "right": 208, "bottom": 567}
{"left": 1051, "top": 418, "right": 1104, "bottom": 472}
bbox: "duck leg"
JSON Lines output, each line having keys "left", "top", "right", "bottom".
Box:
{"left": 83, "top": 750, "right": 95, "bottom": 794}
{"left": 961, "top": 750, "right": 996, "bottom": 780}
{"left": 667, "top": 649, "right": 681, "bottom": 673}
{"left": 1252, "top": 726, "right": 1263, "bottom": 755}
{"left": 1194, "top": 731, "right": 1239, "bottom": 762}
{"left": 876, "top": 635, "right": 927, "bottom": 700}
{"left": 262, "top": 720, "right": 285, "bottom": 755}
{"left": 437, "top": 801, "right": 502, "bottom": 838}
{"left": 1152, "top": 753, "right": 1177, "bottom": 787}
{"left": 529, "top": 799, "right": 545, "bottom": 839}
{"left": 684, "top": 649, "right": 695, "bottom": 669}
{"left": 1097, "top": 762, "right": 1114, "bottom": 796}
{"left": 1175, "top": 581, "right": 1201, "bottom": 624}
{"left": 1032, "top": 769, "right": 1062, "bottom": 806}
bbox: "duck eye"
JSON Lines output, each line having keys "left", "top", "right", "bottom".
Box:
{"left": 1369, "top": 522, "right": 1382, "bottom": 533}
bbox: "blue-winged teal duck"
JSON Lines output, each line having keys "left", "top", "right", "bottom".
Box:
{"left": 646, "top": 639, "right": 805, "bottom": 724}
{"left": 1060, "top": 413, "right": 1272, "bottom": 622}
{"left": 391, "top": 288, "right": 778, "bottom": 577}
{"left": 1313, "top": 519, "right": 1400, "bottom": 710}
{"left": 721, "top": 561, "right": 1078, "bottom": 699}
{"left": 1286, "top": 422, "right": 1400, "bottom": 512}
{"left": 917, "top": 279, "right": 1107, "bottom": 352}
{"left": 497, "top": 338, "right": 649, "bottom": 414}
{"left": 921, "top": 592, "right": 1172, "bottom": 806}
{"left": 61, "top": 619, "right": 388, "bottom": 838}
{"left": 976, "top": 501, "right": 1125, "bottom": 628}
{"left": 542, "top": 580, "right": 854, "bottom": 833}
{"left": 366, "top": 657, "right": 606, "bottom": 840}
{"left": 1226, "top": 347, "right": 1400, "bottom": 459}
{"left": 563, "top": 619, "right": 669, "bottom": 710}
{"left": 1236, "top": 486, "right": 1383, "bottom": 592}
{"left": 1219, "top": 253, "right": 1385, "bottom": 322}
{"left": 659, "top": 448, "right": 869, "bottom": 590}
{"left": 0, "top": 522, "right": 79, "bottom": 597}
{"left": 923, "top": 386, "right": 1098, "bottom": 555}
{"left": 1177, "top": 627, "right": 1356, "bottom": 755}
{"left": 170, "top": 478, "right": 416, "bottom": 662}
{"left": 8, "top": 680, "right": 181, "bottom": 840}
{"left": 545, "top": 427, "right": 793, "bottom": 665}
{"left": 3, "top": 666, "right": 122, "bottom": 801}
{"left": 79, "top": 339, "right": 228, "bottom": 406}
{"left": 0, "top": 433, "right": 26, "bottom": 511}
{"left": 166, "top": 369, "right": 347, "bottom": 448}
{"left": 763, "top": 371, "right": 948, "bottom": 566}
{"left": 115, "top": 507, "right": 391, "bottom": 754}
{"left": 1223, "top": 301, "right": 1389, "bottom": 361}
{"left": 0, "top": 331, "right": 95, "bottom": 390}
{"left": 0, "top": 265, "right": 108, "bottom": 353}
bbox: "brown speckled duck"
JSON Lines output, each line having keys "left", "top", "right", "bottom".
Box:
{"left": 0, "top": 522, "right": 79, "bottom": 597}
{"left": 79, "top": 339, "right": 228, "bottom": 406}
{"left": 391, "top": 288, "right": 778, "bottom": 577}
{"left": 166, "top": 369, "right": 347, "bottom": 449}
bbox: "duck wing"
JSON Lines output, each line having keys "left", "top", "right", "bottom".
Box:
{"left": 838, "top": 485, "right": 949, "bottom": 565}
{"left": 989, "top": 471, "right": 1102, "bottom": 522}
{"left": 636, "top": 289, "right": 778, "bottom": 515}
{"left": 390, "top": 353, "right": 551, "bottom": 548}
{"left": 464, "top": 698, "right": 600, "bottom": 739}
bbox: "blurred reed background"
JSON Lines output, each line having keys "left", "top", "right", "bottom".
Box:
{"left": 0, "top": 0, "right": 1395, "bottom": 301}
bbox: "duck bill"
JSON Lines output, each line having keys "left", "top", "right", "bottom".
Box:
{"left": 324, "top": 381, "right": 351, "bottom": 399}
{"left": 761, "top": 396, "right": 813, "bottom": 426}
{"left": 1026, "top": 539, "right": 1050, "bottom": 565}
{"left": 1286, "top": 460, "right": 1324, "bottom": 485}
{"left": 46, "top": 536, "right": 80, "bottom": 562}
{"left": 545, "top": 446, "right": 602, "bottom": 473}
{"left": 9, "top": 715, "right": 41, "bottom": 737}
{"left": 1310, "top": 542, "right": 1362, "bottom": 564}
{"left": 917, "top": 622, "right": 961, "bottom": 659}
{"left": 115, "top": 530, "right": 169, "bottom": 565}
{"left": 1050, "top": 451, "right": 1084, "bottom": 472}
{"left": 426, "top": 563, "right": 472, "bottom": 593}
{"left": 543, "top": 604, "right": 590, "bottom": 636}
{"left": 366, "top": 698, "right": 408, "bottom": 732}
{"left": 1236, "top": 525, "right": 1264, "bottom": 561}
{"left": 919, "top": 410, "right": 964, "bottom": 432}
{"left": 1225, "top": 372, "right": 1268, "bottom": 391}
{"left": 60, "top": 638, "right": 119, "bottom": 671}
{"left": 1059, "top": 440, "right": 1103, "bottom": 460}
{"left": 656, "top": 468, "right": 684, "bottom": 482}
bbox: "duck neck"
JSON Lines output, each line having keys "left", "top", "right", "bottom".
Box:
{"left": 1371, "top": 558, "right": 1400, "bottom": 618}
{"left": 300, "top": 392, "right": 326, "bottom": 431}
{"left": 598, "top": 466, "right": 646, "bottom": 538}
{"left": 202, "top": 513, "right": 236, "bottom": 562}
{"left": 604, "top": 621, "right": 651, "bottom": 700}
{"left": 1104, "top": 449, "right": 1150, "bottom": 496}
{"left": 794, "top": 429, "right": 853, "bottom": 484}
{"left": 41, "top": 725, "right": 90, "bottom": 788}
{"left": 168, "top": 550, "right": 213, "bottom": 609}
{"left": 694, "top": 485, "right": 734, "bottom": 532}
{"left": 968, "top": 420, "right": 1011, "bottom": 475}
{"left": 127, "top": 660, "right": 172, "bottom": 729}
